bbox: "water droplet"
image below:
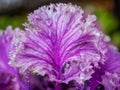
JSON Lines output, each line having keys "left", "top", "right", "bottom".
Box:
{"left": 46, "top": 18, "right": 52, "bottom": 26}
{"left": 69, "top": 7, "right": 75, "bottom": 12}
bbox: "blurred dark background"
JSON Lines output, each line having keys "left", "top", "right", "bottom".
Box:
{"left": 0, "top": 0, "right": 120, "bottom": 48}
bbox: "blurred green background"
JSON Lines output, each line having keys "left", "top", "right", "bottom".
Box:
{"left": 0, "top": 0, "right": 120, "bottom": 49}
{"left": 0, "top": 14, "right": 27, "bottom": 29}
